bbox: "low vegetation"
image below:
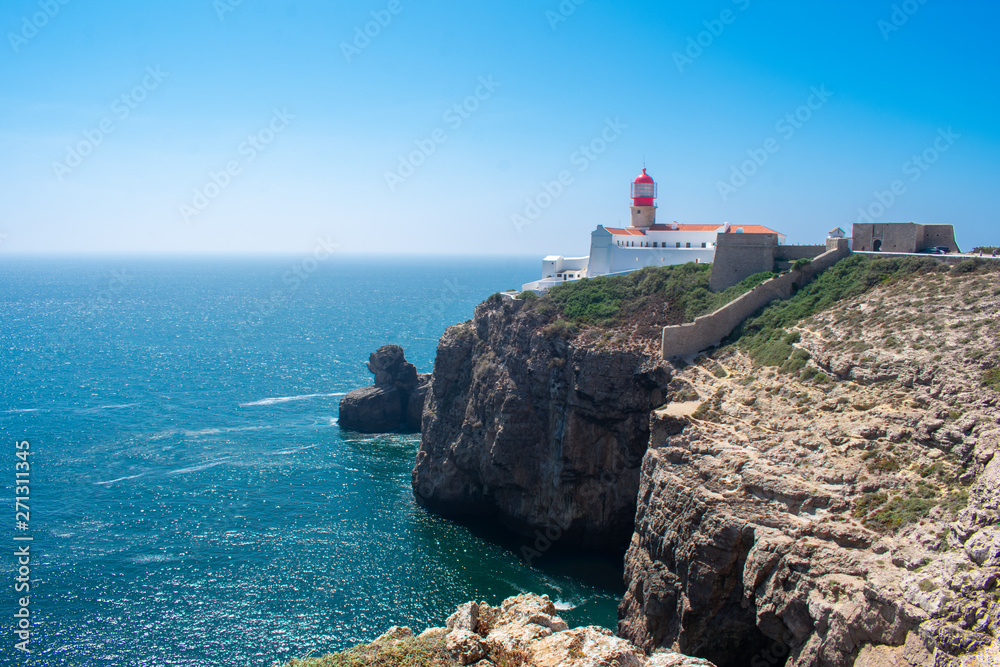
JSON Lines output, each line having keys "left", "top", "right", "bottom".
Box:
{"left": 281, "top": 637, "right": 457, "bottom": 667}
{"left": 733, "top": 255, "right": 953, "bottom": 367}
{"left": 522, "top": 263, "right": 776, "bottom": 327}
{"left": 982, "top": 367, "right": 1000, "bottom": 392}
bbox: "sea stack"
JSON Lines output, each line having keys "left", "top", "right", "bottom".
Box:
{"left": 339, "top": 345, "right": 429, "bottom": 433}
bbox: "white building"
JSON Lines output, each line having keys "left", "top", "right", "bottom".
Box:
{"left": 522, "top": 169, "right": 785, "bottom": 292}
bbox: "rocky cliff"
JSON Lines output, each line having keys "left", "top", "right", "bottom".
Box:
{"left": 410, "top": 260, "right": 999, "bottom": 666}
{"left": 412, "top": 295, "right": 672, "bottom": 550}
{"left": 339, "top": 345, "right": 429, "bottom": 433}
{"left": 619, "top": 265, "right": 1000, "bottom": 667}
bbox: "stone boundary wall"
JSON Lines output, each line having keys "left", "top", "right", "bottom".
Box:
{"left": 775, "top": 244, "right": 826, "bottom": 261}
{"left": 662, "top": 239, "right": 851, "bottom": 360}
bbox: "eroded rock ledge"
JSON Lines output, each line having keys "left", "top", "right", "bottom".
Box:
{"left": 412, "top": 297, "right": 671, "bottom": 549}
{"left": 373, "top": 594, "right": 716, "bottom": 667}
{"left": 339, "top": 345, "right": 429, "bottom": 433}
{"left": 619, "top": 269, "right": 1000, "bottom": 667}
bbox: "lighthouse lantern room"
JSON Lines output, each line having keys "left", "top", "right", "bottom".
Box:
{"left": 630, "top": 168, "right": 657, "bottom": 229}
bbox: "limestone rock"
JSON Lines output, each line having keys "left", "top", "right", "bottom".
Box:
{"left": 413, "top": 298, "right": 672, "bottom": 549}
{"left": 447, "top": 601, "right": 481, "bottom": 634}
{"left": 484, "top": 594, "right": 569, "bottom": 651}
{"left": 646, "top": 651, "right": 720, "bottom": 667}
{"left": 445, "top": 629, "right": 488, "bottom": 665}
{"left": 339, "top": 345, "right": 430, "bottom": 433}
{"left": 529, "top": 626, "right": 645, "bottom": 667}
{"left": 336, "top": 595, "right": 713, "bottom": 667}
{"left": 620, "top": 265, "right": 1000, "bottom": 667}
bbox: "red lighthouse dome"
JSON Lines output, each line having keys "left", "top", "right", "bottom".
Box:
{"left": 631, "top": 168, "right": 657, "bottom": 207}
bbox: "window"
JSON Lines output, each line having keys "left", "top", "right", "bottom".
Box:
{"left": 686, "top": 242, "right": 691, "bottom": 248}
{"left": 701, "top": 242, "right": 707, "bottom": 248}
{"left": 676, "top": 242, "right": 681, "bottom": 248}
{"left": 653, "top": 242, "right": 658, "bottom": 248}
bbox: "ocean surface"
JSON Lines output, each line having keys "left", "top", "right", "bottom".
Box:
{"left": 0, "top": 257, "right": 624, "bottom": 667}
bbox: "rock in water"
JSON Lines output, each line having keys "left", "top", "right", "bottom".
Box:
{"left": 339, "top": 345, "right": 430, "bottom": 433}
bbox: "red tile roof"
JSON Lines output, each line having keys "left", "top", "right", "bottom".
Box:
{"left": 606, "top": 223, "right": 781, "bottom": 235}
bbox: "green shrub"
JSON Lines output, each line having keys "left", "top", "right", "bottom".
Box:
{"left": 983, "top": 367, "right": 1000, "bottom": 392}
{"left": 713, "top": 365, "right": 729, "bottom": 378}
{"left": 542, "top": 319, "right": 578, "bottom": 339}
{"left": 950, "top": 259, "right": 985, "bottom": 275}
{"left": 792, "top": 258, "right": 813, "bottom": 271}
{"left": 867, "top": 455, "right": 900, "bottom": 473}
{"left": 517, "top": 290, "right": 538, "bottom": 301}
{"left": 780, "top": 348, "right": 810, "bottom": 374}
{"left": 522, "top": 263, "right": 776, "bottom": 328}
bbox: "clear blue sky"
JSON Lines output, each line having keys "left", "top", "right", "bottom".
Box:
{"left": 2, "top": 0, "right": 998, "bottom": 256}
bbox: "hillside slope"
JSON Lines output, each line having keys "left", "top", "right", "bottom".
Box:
{"left": 619, "top": 261, "right": 1000, "bottom": 667}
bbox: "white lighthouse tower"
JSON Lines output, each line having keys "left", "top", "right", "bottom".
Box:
{"left": 519, "top": 166, "right": 786, "bottom": 293}
{"left": 630, "top": 168, "right": 657, "bottom": 229}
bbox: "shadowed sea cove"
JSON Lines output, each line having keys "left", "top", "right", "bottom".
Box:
{"left": 0, "top": 257, "right": 622, "bottom": 667}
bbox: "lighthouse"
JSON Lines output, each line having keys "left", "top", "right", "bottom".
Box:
{"left": 630, "top": 168, "right": 657, "bottom": 229}
{"left": 520, "top": 165, "right": 786, "bottom": 293}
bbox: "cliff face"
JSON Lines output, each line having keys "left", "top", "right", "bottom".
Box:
{"left": 619, "top": 268, "right": 1000, "bottom": 667}
{"left": 412, "top": 296, "right": 672, "bottom": 549}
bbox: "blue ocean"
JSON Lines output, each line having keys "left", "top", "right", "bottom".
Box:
{"left": 0, "top": 257, "right": 623, "bottom": 667}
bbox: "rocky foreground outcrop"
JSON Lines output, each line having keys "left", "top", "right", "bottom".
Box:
{"left": 365, "top": 594, "right": 715, "bottom": 667}
{"left": 412, "top": 297, "right": 672, "bottom": 549}
{"left": 619, "top": 268, "right": 1000, "bottom": 667}
{"left": 339, "top": 345, "right": 429, "bottom": 433}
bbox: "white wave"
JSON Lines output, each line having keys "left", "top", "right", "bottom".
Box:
{"left": 95, "top": 473, "right": 148, "bottom": 486}
{"left": 4, "top": 408, "right": 42, "bottom": 413}
{"left": 553, "top": 600, "right": 578, "bottom": 611}
{"left": 96, "top": 403, "right": 138, "bottom": 410}
{"left": 128, "top": 554, "right": 178, "bottom": 565}
{"left": 182, "top": 425, "right": 267, "bottom": 437}
{"left": 167, "top": 458, "right": 231, "bottom": 475}
{"left": 270, "top": 444, "right": 318, "bottom": 456}
{"left": 240, "top": 392, "right": 346, "bottom": 407}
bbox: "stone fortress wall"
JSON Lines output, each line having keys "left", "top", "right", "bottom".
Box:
{"left": 709, "top": 233, "right": 830, "bottom": 292}
{"left": 853, "top": 222, "right": 961, "bottom": 253}
{"left": 662, "top": 238, "right": 852, "bottom": 359}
